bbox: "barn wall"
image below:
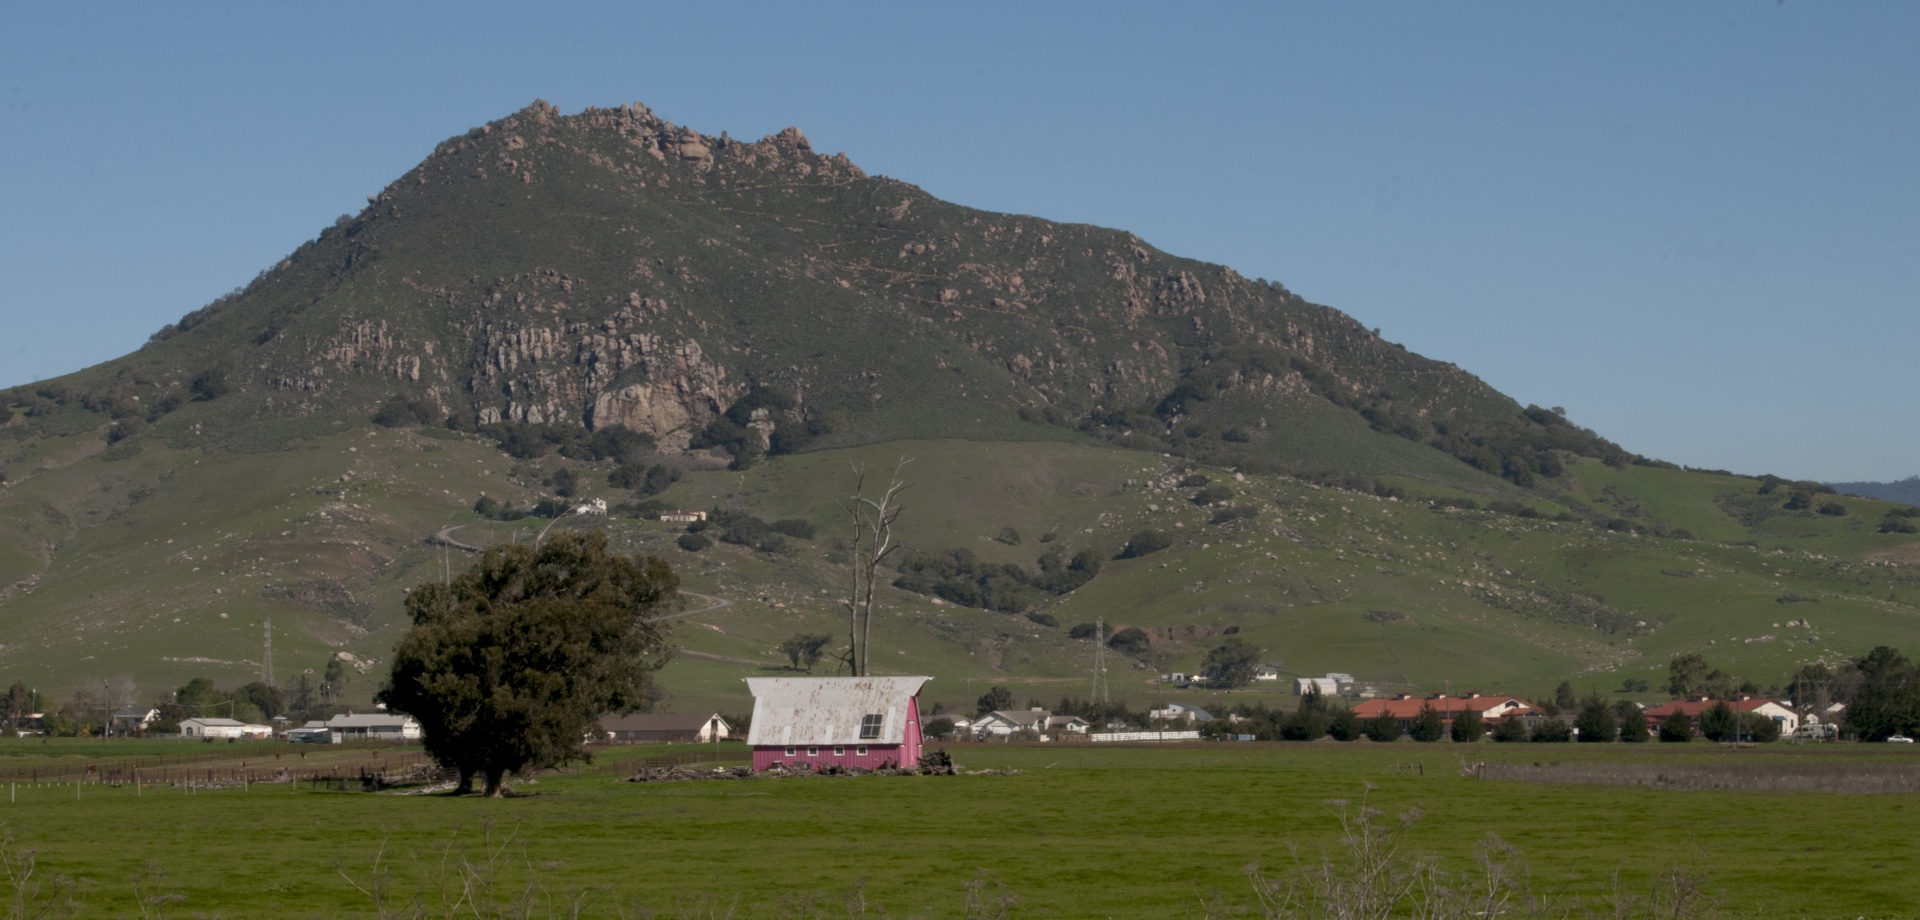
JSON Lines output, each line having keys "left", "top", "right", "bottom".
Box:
{"left": 753, "top": 744, "right": 906, "bottom": 771}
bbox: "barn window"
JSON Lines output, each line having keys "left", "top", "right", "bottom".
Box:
{"left": 856, "top": 745, "right": 868, "bottom": 756}
{"left": 859, "top": 713, "right": 884, "bottom": 739}
{"left": 834, "top": 746, "right": 845, "bottom": 755}
{"left": 784, "top": 746, "right": 795, "bottom": 756}
{"left": 807, "top": 746, "right": 818, "bottom": 756}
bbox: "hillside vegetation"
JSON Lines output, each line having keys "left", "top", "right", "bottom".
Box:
{"left": 0, "top": 100, "right": 1915, "bottom": 712}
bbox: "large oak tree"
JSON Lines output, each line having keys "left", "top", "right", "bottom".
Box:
{"left": 380, "top": 531, "right": 676, "bottom": 796}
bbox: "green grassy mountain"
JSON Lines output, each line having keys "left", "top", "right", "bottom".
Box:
{"left": 2, "top": 100, "right": 1917, "bottom": 714}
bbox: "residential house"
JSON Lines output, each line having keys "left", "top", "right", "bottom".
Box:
{"left": 1642, "top": 696, "right": 1797, "bottom": 738}
{"left": 110, "top": 707, "right": 160, "bottom": 736}
{"left": 286, "top": 721, "right": 332, "bottom": 743}
{"left": 658, "top": 510, "right": 708, "bottom": 524}
{"left": 1046, "top": 715, "right": 1092, "bottom": 734}
{"left": 975, "top": 708, "right": 1050, "bottom": 739}
{"left": 1148, "top": 703, "right": 1214, "bottom": 723}
{"left": 325, "top": 713, "right": 423, "bottom": 743}
{"left": 745, "top": 676, "right": 929, "bottom": 771}
{"left": 1253, "top": 666, "right": 1280, "bottom": 682}
{"left": 599, "top": 712, "right": 730, "bottom": 743}
{"left": 1348, "top": 693, "right": 1544, "bottom": 735}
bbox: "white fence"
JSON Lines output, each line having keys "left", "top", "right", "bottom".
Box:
{"left": 1089, "top": 731, "right": 1201, "bottom": 743}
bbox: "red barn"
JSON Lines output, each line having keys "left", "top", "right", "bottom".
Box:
{"left": 745, "top": 676, "right": 929, "bottom": 771}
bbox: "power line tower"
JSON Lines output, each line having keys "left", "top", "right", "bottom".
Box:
{"left": 1090, "top": 617, "right": 1109, "bottom": 706}
{"left": 260, "top": 619, "right": 275, "bottom": 688}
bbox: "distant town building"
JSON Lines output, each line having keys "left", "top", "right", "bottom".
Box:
{"left": 599, "top": 712, "right": 730, "bottom": 743}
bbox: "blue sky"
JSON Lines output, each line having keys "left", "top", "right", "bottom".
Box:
{"left": 2, "top": 3, "right": 1914, "bottom": 481}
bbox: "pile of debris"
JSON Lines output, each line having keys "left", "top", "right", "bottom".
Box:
{"left": 628, "top": 765, "right": 755, "bottom": 783}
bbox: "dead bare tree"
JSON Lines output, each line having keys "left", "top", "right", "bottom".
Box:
{"left": 842, "top": 460, "right": 909, "bottom": 677}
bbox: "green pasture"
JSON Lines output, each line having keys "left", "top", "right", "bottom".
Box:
{"left": 0, "top": 742, "right": 1917, "bottom": 918}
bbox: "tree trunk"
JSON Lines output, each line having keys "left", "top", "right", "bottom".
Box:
{"left": 454, "top": 767, "right": 474, "bottom": 796}
{"left": 483, "top": 768, "right": 506, "bottom": 798}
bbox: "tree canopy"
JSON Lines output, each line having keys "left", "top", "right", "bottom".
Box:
{"left": 379, "top": 532, "right": 677, "bottom": 796}
{"left": 1200, "top": 638, "right": 1260, "bottom": 689}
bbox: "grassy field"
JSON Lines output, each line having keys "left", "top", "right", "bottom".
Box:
{"left": 0, "top": 741, "right": 1917, "bottom": 918}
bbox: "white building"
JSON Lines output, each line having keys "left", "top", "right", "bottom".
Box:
{"left": 325, "top": 713, "right": 423, "bottom": 743}
{"left": 179, "top": 717, "right": 271, "bottom": 739}
{"left": 975, "top": 708, "right": 1050, "bottom": 739}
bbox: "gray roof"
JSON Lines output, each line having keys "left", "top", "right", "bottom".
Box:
{"left": 182, "top": 717, "right": 245, "bottom": 727}
{"left": 326, "top": 714, "right": 418, "bottom": 729}
{"left": 984, "top": 709, "right": 1050, "bottom": 728}
{"left": 745, "top": 676, "right": 929, "bottom": 747}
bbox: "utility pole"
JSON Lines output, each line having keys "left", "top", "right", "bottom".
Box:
{"left": 261, "top": 619, "right": 276, "bottom": 689}
{"left": 1090, "top": 617, "right": 1109, "bottom": 707}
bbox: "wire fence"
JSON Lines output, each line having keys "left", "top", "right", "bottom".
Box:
{"left": 0, "top": 746, "right": 433, "bottom": 787}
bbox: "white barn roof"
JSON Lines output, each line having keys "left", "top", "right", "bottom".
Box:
{"left": 745, "top": 676, "right": 929, "bottom": 747}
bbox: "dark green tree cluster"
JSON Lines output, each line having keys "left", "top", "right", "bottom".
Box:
{"left": 380, "top": 532, "right": 677, "bottom": 796}
{"left": 1199, "top": 638, "right": 1260, "bottom": 689}
{"left": 1879, "top": 506, "right": 1920, "bottom": 534}
{"left": 689, "top": 386, "right": 837, "bottom": 469}
{"left": 1106, "top": 627, "right": 1152, "bottom": 659}
{"left": 1843, "top": 646, "right": 1920, "bottom": 741}
{"left": 685, "top": 509, "right": 815, "bottom": 554}
{"left": 473, "top": 421, "right": 656, "bottom": 463}
{"left": 778, "top": 633, "right": 833, "bottom": 672}
{"left": 975, "top": 685, "right": 1016, "bottom": 716}
{"left": 372, "top": 395, "right": 442, "bottom": 428}
{"left": 893, "top": 545, "right": 1101, "bottom": 613}
{"left": 1117, "top": 529, "right": 1172, "bottom": 559}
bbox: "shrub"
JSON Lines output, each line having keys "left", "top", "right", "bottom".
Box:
{"left": 1107, "top": 627, "right": 1151, "bottom": 658}
{"left": 372, "top": 395, "right": 440, "bottom": 428}
{"left": 610, "top": 463, "right": 680, "bottom": 496}
{"left": 1529, "top": 720, "right": 1572, "bottom": 743}
{"left": 1658, "top": 712, "right": 1694, "bottom": 742}
{"left": 1408, "top": 705, "right": 1445, "bottom": 742}
{"left": 1191, "top": 486, "right": 1234, "bottom": 506}
{"left": 676, "top": 533, "right": 711, "bottom": 552}
{"left": 1068, "top": 623, "right": 1100, "bottom": 640}
{"left": 1450, "top": 709, "right": 1483, "bottom": 742}
{"left": 1818, "top": 501, "right": 1848, "bottom": 517}
{"left": 1326, "top": 708, "right": 1363, "bottom": 741}
{"left": 1362, "top": 712, "right": 1402, "bottom": 743}
{"left": 1177, "top": 474, "right": 1210, "bottom": 488}
{"left": 1617, "top": 703, "right": 1650, "bottom": 743}
{"left": 1210, "top": 505, "right": 1257, "bottom": 525}
{"left": 1491, "top": 718, "right": 1531, "bottom": 743}
{"left": 1281, "top": 701, "right": 1330, "bottom": 741}
{"left": 1025, "top": 611, "right": 1057, "bottom": 628}
{"left": 770, "top": 519, "right": 817, "bottom": 539}
{"left": 1741, "top": 712, "right": 1783, "bottom": 743}
{"left": 1699, "top": 702, "right": 1738, "bottom": 742}
{"left": 1574, "top": 696, "right": 1618, "bottom": 742}
{"left": 994, "top": 526, "right": 1022, "bottom": 546}
{"left": 1117, "top": 530, "right": 1172, "bottom": 559}
{"left": 189, "top": 367, "right": 229, "bottom": 402}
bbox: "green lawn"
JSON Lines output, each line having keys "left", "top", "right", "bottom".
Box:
{"left": 0, "top": 742, "right": 1916, "bottom": 918}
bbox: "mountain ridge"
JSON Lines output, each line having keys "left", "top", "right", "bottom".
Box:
{"left": 0, "top": 99, "right": 1916, "bottom": 710}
